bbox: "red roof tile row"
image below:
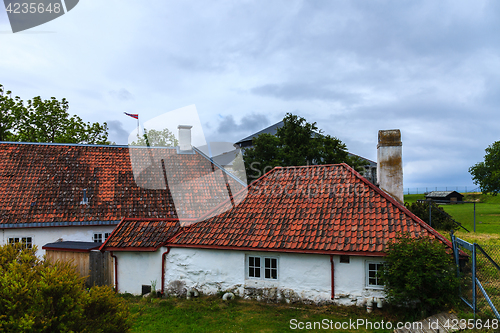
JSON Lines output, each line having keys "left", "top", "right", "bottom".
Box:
{"left": 100, "top": 218, "right": 181, "bottom": 251}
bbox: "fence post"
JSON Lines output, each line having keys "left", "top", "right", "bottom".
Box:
{"left": 474, "top": 202, "right": 476, "bottom": 233}
{"left": 428, "top": 201, "right": 432, "bottom": 227}
{"left": 473, "top": 243, "right": 477, "bottom": 319}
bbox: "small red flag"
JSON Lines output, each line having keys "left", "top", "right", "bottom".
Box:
{"left": 124, "top": 112, "right": 138, "bottom": 119}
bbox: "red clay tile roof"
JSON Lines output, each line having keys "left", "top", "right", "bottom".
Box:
{"left": 100, "top": 218, "right": 181, "bottom": 251}
{"left": 168, "top": 163, "right": 452, "bottom": 255}
{"left": 0, "top": 142, "right": 244, "bottom": 227}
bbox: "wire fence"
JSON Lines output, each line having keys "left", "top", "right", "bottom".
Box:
{"left": 452, "top": 234, "right": 500, "bottom": 320}
{"left": 476, "top": 245, "right": 500, "bottom": 319}
{"left": 405, "top": 186, "right": 479, "bottom": 195}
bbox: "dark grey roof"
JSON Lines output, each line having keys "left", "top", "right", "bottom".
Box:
{"left": 42, "top": 241, "right": 102, "bottom": 251}
{"left": 236, "top": 121, "right": 284, "bottom": 144}
{"left": 425, "top": 191, "right": 463, "bottom": 198}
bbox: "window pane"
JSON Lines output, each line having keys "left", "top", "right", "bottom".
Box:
{"left": 249, "top": 267, "right": 254, "bottom": 277}
{"left": 255, "top": 257, "right": 260, "bottom": 267}
{"left": 255, "top": 267, "right": 260, "bottom": 278}
{"left": 369, "top": 263, "right": 375, "bottom": 270}
{"left": 369, "top": 278, "right": 376, "bottom": 285}
{"left": 271, "top": 259, "right": 277, "bottom": 269}
{"left": 271, "top": 269, "right": 277, "bottom": 279}
{"left": 369, "top": 271, "right": 375, "bottom": 278}
{"left": 265, "top": 269, "right": 270, "bottom": 279}
{"left": 249, "top": 257, "right": 254, "bottom": 266}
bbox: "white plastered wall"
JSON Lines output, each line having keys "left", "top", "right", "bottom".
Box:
{"left": 113, "top": 250, "right": 164, "bottom": 295}
{"left": 158, "top": 247, "right": 385, "bottom": 305}
{"left": 1, "top": 225, "right": 116, "bottom": 256}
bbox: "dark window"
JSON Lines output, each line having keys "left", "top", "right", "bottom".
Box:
{"left": 93, "top": 233, "right": 103, "bottom": 243}
{"left": 248, "top": 256, "right": 261, "bottom": 278}
{"left": 265, "top": 258, "right": 278, "bottom": 279}
{"left": 9, "top": 237, "right": 32, "bottom": 249}
{"left": 248, "top": 256, "right": 278, "bottom": 280}
{"left": 367, "top": 262, "right": 384, "bottom": 287}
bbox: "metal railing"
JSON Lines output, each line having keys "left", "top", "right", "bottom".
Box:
{"left": 405, "top": 186, "right": 479, "bottom": 195}
{"left": 451, "top": 232, "right": 500, "bottom": 320}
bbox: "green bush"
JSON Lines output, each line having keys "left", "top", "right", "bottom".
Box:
{"left": 405, "top": 201, "right": 457, "bottom": 231}
{"left": 381, "top": 234, "right": 460, "bottom": 317}
{"left": 82, "top": 285, "right": 133, "bottom": 333}
{"left": 0, "top": 243, "right": 133, "bottom": 332}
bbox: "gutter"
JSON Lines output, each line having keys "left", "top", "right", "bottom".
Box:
{"left": 161, "top": 247, "right": 171, "bottom": 295}
{"left": 0, "top": 220, "right": 119, "bottom": 229}
{"left": 330, "top": 255, "right": 335, "bottom": 300}
{"left": 110, "top": 251, "right": 118, "bottom": 293}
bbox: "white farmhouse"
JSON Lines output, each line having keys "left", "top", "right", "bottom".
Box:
{"left": 101, "top": 147, "right": 452, "bottom": 305}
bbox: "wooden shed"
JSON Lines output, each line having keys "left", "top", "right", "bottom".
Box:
{"left": 425, "top": 191, "right": 464, "bottom": 203}
{"left": 43, "top": 241, "right": 113, "bottom": 287}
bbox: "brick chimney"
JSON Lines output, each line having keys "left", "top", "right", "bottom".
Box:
{"left": 377, "top": 129, "right": 403, "bottom": 204}
{"left": 178, "top": 125, "right": 193, "bottom": 151}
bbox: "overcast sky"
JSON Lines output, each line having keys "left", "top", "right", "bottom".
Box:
{"left": 1, "top": 0, "right": 499, "bottom": 190}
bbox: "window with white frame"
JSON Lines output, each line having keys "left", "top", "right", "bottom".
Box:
{"left": 93, "top": 233, "right": 111, "bottom": 243}
{"left": 9, "top": 237, "right": 33, "bottom": 249}
{"left": 366, "top": 261, "right": 384, "bottom": 288}
{"left": 247, "top": 255, "right": 278, "bottom": 280}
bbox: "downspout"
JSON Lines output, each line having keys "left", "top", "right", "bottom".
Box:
{"left": 111, "top": 251, "right": 118, "bottom": 293}
{"left": 161, "top": 247, "right": 171, "bottom": 295}
{"left": 330, "top": 255, "right": 334, "bottom": 300}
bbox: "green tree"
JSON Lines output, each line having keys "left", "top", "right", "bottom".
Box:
{"left": 0, "top": 243, "right": 133, "bottom": 332}
{"left": 381, "top": 234, "right": 459, "bottom": 318}
{"left": 0, "top": 84, "right": 23, "bottom": 141}
{"left": 404, "top": 201, "right": 457, "bottom": 231}
{"left": 469, "top": 140, "right": 500, "bottom": 195}
{"left": 244, "top": 113, "right": 363, "bottom": 182}
{"left": 0, "top": 84, "right": 109, "bottom": 144}
{"left": 130, "top": 128, "right": 179, "bottom": 147}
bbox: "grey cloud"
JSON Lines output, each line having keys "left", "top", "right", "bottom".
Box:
{"left": 251, "top": 83, "right": 362, "bottom": 103}
{"left": 107, "top": 120, "right": 129, "bottom": 145}
{"left": 109, "top": 88, "right": 133, "bottom": 101}
{"left": 216, "top": 113, "right": 270, "bottom": 135}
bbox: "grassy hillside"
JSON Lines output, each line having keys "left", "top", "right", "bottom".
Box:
{"left": 404, "top": 192, "right": 500, "bottom": 238}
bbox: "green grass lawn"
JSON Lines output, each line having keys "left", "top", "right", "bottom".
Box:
{"left": 125, "top": 295, "right": 398, "bottom": 333}
{"left": 404, "top": 193, "right": 500, "bottom": 236}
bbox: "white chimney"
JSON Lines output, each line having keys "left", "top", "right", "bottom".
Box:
{"left": 377, "top": 129, "right": 403, "bottom": 204}
{"left": 178, "top": 125, "right": 193, "bottom": 151}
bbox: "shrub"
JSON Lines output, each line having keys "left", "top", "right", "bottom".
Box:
{"left": 381, "top": 234, "right": 460, "bottom": 317}
{"left": 0, "top": 243, "right": 133, "bottom": 332}
{"left": 405, "top": 201, "right": 456, "bottom": 231}
{"left": 82, "top": 285, "right": 134, "bottom": 333}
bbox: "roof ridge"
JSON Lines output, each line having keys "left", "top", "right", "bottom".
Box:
{"left": 0, "top": 141, "right": 179, "bottom": 149}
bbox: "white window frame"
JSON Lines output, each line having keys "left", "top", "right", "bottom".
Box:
{"left": 366, "top": 260, "right": 384, "bottom": 289}
{"left": 93, "top": 233, "right": 103, "bottom": 243}
{"left": 9, "top": 236, "right": 33, "bottom": 249}
{"left": 93, "top": 233, "right": 111, "bottom": 243}
{"left": 246, "top": 255, "right": 279, "bottom": 280}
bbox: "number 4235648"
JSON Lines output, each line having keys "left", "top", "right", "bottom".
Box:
{"left": 5, "top": 2, "right": 62, "bottom": 14}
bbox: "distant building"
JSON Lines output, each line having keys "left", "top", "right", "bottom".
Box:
{"left": 235, "top": 121, "right": 377, "bottom": 184}
{"left": 425, "top": 191, "right": 464, "bottom": 203}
